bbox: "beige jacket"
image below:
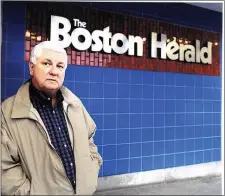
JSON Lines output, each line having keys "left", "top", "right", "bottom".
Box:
{"left": 1, "top": 81, "right": 103, "bottom": 195}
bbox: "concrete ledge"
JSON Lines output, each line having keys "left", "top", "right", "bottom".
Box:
{"left": 97, "top": 161, "right": 222, "bottom": 191}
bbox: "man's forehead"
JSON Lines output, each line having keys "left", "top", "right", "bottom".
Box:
{"left": 39, "top": 49, "right": 67, "bottom": 61}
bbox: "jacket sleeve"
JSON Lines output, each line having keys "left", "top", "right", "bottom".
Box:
{"left": 82, "top": 105, "right": 103, "bottom": 169}
{"left": 1, "top": 112, "right": 31, "bottom": 195}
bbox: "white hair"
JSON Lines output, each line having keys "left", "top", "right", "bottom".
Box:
{"left": 30, "top": 41, "right": 68, "bottom": 67}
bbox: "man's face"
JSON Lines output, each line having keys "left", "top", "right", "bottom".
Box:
{"left": 29, "top": 48, "right": 67, "bottom": 94}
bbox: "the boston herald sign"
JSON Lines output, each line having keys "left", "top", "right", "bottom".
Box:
{"left": 50, "top": 15, "right": 212, "bottom": 64}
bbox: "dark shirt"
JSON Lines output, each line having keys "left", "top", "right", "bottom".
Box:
{"left": 29, "top": 82, "right": 76, "bottom": 190}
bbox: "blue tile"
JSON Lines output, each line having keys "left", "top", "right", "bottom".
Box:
{"left": 154, "top": 128, "right": 164, "bottom": 141}
{"left": 195, "top": 113, "right": 203, "bottom": 125}
{"left": 185, "top": 152, "right": 194, "bottom": 165}
{"left": 104, "top": 115, "right": 117, "bottom": 129}
{"left": 154, "top": 114, "right": 164, "bottom": 127}
{"left": 165, "top": 100, "right": 175, "bottom": 113}
{"left": 117, "top": 114, "right": 129, "bottom": 129}
{"left": 64, "top": 65, "right": 75, "bottom": 81}
{"left": 90, "top": 99, "right": 103, "bottom": 114}
{"left": 153, "top": 155, "right": 164, "bottom": 170}
{"left": 90, "top": 83, "right": 103, "bottom": 98}
{"left": 117, "top": 129, "right": 129, "bottom": 144}
{"left": 204, "top": 101, "right": 213, "bottom": 112}
{"left": 195, "top": 126, "right": 204, "bottom": 138}
{"left": 213, "top": 113, "right": 221, "bottom": 125}
{"left": 185, "top": 139, "right": 195, "bottom": 152}
{"left": 213, "top": 89, "right": 222, "bottom": 101}
{"left": 143, "top": 85, "right": 153, "bottom": 99}
{"left": 165, "top": 73, "right": 175, "bottom": 85}
{"left": 165, "top": 114, "right": 175, "bottom": 127}
{"left": 203, "top": 76, "right": 213, "bottom": 87}
{"left": 143, "top": 71, "right": 153, "bottom": 84}
{"left": 104, "top": 83, "right": 117, "bottom": 98}
{"left": 130, "top": 158, "right": 141, "bottom": 173}
{"left": 142, "top": 142, "right": 153, "bottom": 156}
{"left": 104, "top": 99, "right": 117, "bottom": 114}
{"left": 165, "top": 141, "right": 175, "bottom": 154}
{"left": 195, "top": 138, "right": 203, "bottom": 150}
{"left": 103, "top": 145, "right": 117, "bottom": 160}
{"left": 93, "top": 130, "right": 102, "bottom": 147}
{"left": 130, "top": 85, "right": 142, "bottom": 98}
{"left": 75, "top": 82, "right": 89, "bottom": 98}
{"left": 103, "top": 68, "right": 117, "bottom": 83}
{"left": 212, "top": 76, "right": 221, "bottom": 88}
{"left": 195, "top": 101, "right": 203, "bottom": 112}
{"left": 154, "top": 141, "right": 164, "bottom": 155}
{"left": 154, "top": 100, "right": 164, "bottom": 113}
{"left": 175, "top": 140, "right": 185, "bottom": 153}
{"left": 175, "top": 73, "right": 185, "bottom": 86}
{"left": 7, "top": 42, "right": 24, "bottom": 62}
{"left": 81, "top": 99, "right": 90, "bottom": 111}
{"left": 175, "top": 128, "right": 185, "bottom": 140}
{"left": 118, "top": 99, "right": 129, "bottom": 113}
{"left": 142, "top": 114, "right": 153, "bottom": 127}
{"left": 204, "top": 88, "right": 214, "bottom": 100}
{"left": 142, "top": 128, "right": 153, "bottom": 142}
{"left": 213, "top": 137, "right": 221, "bottom": 149}
{"left": 118, "top": 84, "right": 129, "bottom": 98}
{"left": 154, "top": 86, "right": 165, "bottom": 99}
{"left": 130, "top": 114, "right": 141, "bottom": 128}
{"left": 92, "top": 115, "right": 103, "bottom": 130}
{"left": 63, "top": 82, "right": 74, "bottom": 92}
{"left": 204, "top": 150, "right": 212, "bottom": 163}
{"left": 165, "top": 86, "right": 175, "bottom": 99}
{"left": 5, "top": 79, "right": 24, "bottom": 97}
{"left": 118, "top": 69, "right": 130, "bottom": 83}
{"left": 185, "top": 126, "right": 195, "bottom": 138}
{"left": 142, "top": 100, "right": 153, "bottom": 113}
{"left": 142, "top": 156, "right": 153, "bottom": 171}
{"left": 154, "top": 72, "right": 165, "bottom": 85}
{"left": 117, "top": 144, "right": 129, "bottom": 159}
{"left": 213, "top": 101, "right": 221, "bottom": 113}
{"left": 130, "top": 70, "right": 143, "bottom": 84}
{"left": 175, "top": 87, "right": 185, "bottom": 99}
{"left": 203, "top": 138, "right": 213, "bottom": 149}
{"left": 165, "top": 154, "right": 174, "bottom": 168}
{"left": 186, "top": 87, "right": 195, "bottom": 99}
{"left": 175, "top": 114, "right": 185, "bottom": 126}
{"left": 185, "top": 74, "right": 195, "bottom": 87}
{"left": 185, "top": 113, "right": 195, "bottom": 125}
{"left": 7, "top": 23, "right": 25, "bottom": 42}
{"left": 186, "top": 100, "right": 194, "bottom": 112}
{"left": 195, "top": 151, "right": 204, "bottom": 164}
{"left": 103, "top": 130, "right": 116, "bottom": 145}
{"left": 130, "top": 143, "right": 141, "bottom": 157}
{"left": 117, "top": 159, "right": 129, "bottom": 174}
{"left": 90, "top": 67, "right": 103, "bottom": 83}
{"left": 130, "top": 128, "right": 142, "bottom": 143}
{"left": 130, "top": 99, "right": 142, "bottom": 113}
{"left": 195, "top": 87, "right": 203, "bottom": 99}
{"left": 204, "top": 113, "right": 213, "bottom": 125}
{"left": 195, "top": 75, "right": 203, "bottom": 87}
{"left": 74, "top": 66, "right": 89, "bottom": 82}
{"left": 103, "top": 160, "right": 117, "bottom": 176}
{"left": 203, "top": 125, "right": 213, "bottom": 137}
{"left": 175, "top": 153, "right": 184, "bottom": 167}
{"left": 175, "top": 100, "right": 185, "bottom": 113}
{"left": 165, "top": 127, "right": 175, "bottom": 140}
{"left": 212, "top": 149, "right": 221, "bottom": 161}
{"left": 213, "top": 125, "right": 221, "bottom": 136}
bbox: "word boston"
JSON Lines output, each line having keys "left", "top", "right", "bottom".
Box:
{"left": 50, "top": 15, "right": 212, "bottom": 64}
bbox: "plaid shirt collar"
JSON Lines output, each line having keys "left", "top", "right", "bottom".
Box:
{"left": 29, "top": 81, "right": 64, "bottom": 107}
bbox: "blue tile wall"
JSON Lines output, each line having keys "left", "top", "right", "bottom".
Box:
{"left": 2, "top": 1, "right": 222, "bottom": 178}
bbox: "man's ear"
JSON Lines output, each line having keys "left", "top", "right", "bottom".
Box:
{"left": 29, "top": 62, "right": 35, "bottom": 76}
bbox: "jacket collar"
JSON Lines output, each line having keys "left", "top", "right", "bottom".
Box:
{"left": 11, "top": 81, "right": 81, "bottom": 119}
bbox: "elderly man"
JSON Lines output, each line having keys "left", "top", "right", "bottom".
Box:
{"left": 1, "top": 41, "right": 103, "bottom": 195}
